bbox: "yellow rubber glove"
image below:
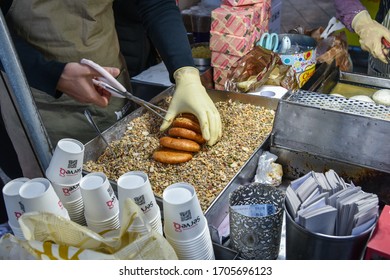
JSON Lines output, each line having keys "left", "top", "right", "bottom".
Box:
{"left": 160, "top": 67, "right": 222, "bottom": 146}
{"left": 352, "top": 10, "right": 390, "bottom": 64}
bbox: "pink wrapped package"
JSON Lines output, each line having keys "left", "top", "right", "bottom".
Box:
{"left": 219, "top": 2, "right": 271, "bottom": 30}
{"left": 210, "top": 27, "right": 262, "bottom": 57}
{"left": 251, "top": 26, "right": 263, "bottom": 47}
{"left": 211, "top": 51, "right": 241, "bottom": 69}
{"left": 256, "top": 2, "right": 271, "bottom": 29}
{"left": 213, "top": 66, "right": 232, "bottom": 85}
{"left": 211, "top": 6, "right": 258, "bottom": 37}
{"left": 222, "top": 0, "right": 270, "bottom": 7}
{"left": 210, "top": 31, "right": 256, "bottom": 57}
{"left": 209, "top": 2, "right": 272, "bottom": 64}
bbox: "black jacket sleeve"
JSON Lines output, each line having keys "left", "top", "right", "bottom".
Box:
{"left": 135, "top": 0, "right": 195, "bottom": 82}
{"left": 1, "top": 0, "right": 65, "bottom": 98}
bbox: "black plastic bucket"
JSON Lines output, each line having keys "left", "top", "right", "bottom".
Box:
{"left": 284, "top": 202, "right": 376, "bottom": 260}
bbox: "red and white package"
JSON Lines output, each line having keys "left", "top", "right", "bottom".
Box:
{"left": 211, "top": 51, "right": 241, "bottom": 69}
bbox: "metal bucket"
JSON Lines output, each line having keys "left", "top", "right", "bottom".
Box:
{"left": 277, "top": 34, "right": 317, "bottom": 88}
{"left": 229, "top": 183, "right": 285, "bottom": 260}
{"left": 284, "top": 202, "right": 376, "bottom": 260}
{"left": 192, "top": 43, "right": 211, "bottom": 72}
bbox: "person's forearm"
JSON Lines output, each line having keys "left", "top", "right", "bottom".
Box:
{"left": 136, "top": 0, "right": 194, "bottom": 81}
{"left": 334, "top": 0, "right": 366, "bottom": 31}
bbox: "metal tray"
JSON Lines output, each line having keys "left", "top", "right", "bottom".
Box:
{"left": 302, "top": 63, "right": 390, "bottom": 94}
{"left": 83, "top": 86, "right": 279, "bottom": 163}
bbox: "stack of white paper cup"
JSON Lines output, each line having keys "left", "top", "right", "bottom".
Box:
{"left": 19, "top": 178, "right": 70, "bottom": 220}
{"left": 117, "top": 171, "right": 163, "bottom": 235}
{"left": 80, "top": 172, "right": 120, "bottom": 233}
{"left": 51, "top": 181, "right": 86, "bottom": 226}
{"left": 2, "top": 177, "right": 30, "bottom": 240}
{"left": 45, "top": 138, "right": 86, "bottom": 225}
{"left": 163, "top": 182, "right": 215, "bottom": 260}
{"left": 45, "top": 138, "right": 84, "bottom": 185}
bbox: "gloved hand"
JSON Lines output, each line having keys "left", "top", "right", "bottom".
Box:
{"left": 160, "top": 67, "right": 222, "bottom": 146}
{"left": 352, "top": 10, "right": 390, "bottom": 64}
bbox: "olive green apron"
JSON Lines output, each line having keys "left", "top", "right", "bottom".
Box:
{"left": 6, "top": 0, "right": 132, "bottom": 144}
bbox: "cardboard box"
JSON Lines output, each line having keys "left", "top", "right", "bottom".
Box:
{"left": 222, "top": 0, "right": 270, "bottom": 7}
{"left": 211, "top": 6, "right": 257, "bottom": 37}
{"left": 210, "top": 31, "right": 257, "bottom": 56}
{"left": 210, "top": 3, "right": 270, "bottom": 56}
{"left": 255, "top": 2, "right": 271, "bottom": 34}
{"left": 218, "top": 2, "right": 271, "bottom": 31}
{"left": 211, "top": 51, "right": 241, "bottom": 69}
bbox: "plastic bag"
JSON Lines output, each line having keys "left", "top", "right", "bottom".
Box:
{"left": 225, "top": 46, "right": 280, "bottom": 93}
{"left": 0, "top": 199, "right": 178, "bottom": 260}
{"left": 316, "top": 31, "right": 352, "bottom": 71}
{"left": 266, "top": 64, "right": 299, "bottom": 90}
{"left": 254, "top": 151, "right": 283, "bottom": 187}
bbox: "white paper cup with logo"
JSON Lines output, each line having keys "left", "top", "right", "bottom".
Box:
{"left": 162, "top": 182, "right": 206, "bottom": 241}
{"left": 165, "top": 221, "right": 215, "bottom": 260}
{"left": 51, "top": 180, "right": 82, "bottom": 204}
{"left": 2, "top": 177, "right": 30, "bottom": 228}
{"left": 63, "top": 199, "right": 86, "bottom": 226}
{"left": 117, "top": 171, "right": 159, "bottom": 220}
{"left": 51, "top": 180, "right": 86, "bottom": 226}
{"left": 80, "top": 172, "right": 119, "bottom": 223}
{"left": 19, "top": 178, "right": 70, "bottom": 219}
{"left": 45, "top": 138, "right": 84, "bottom": 185}
{"left": 128, "top": 204, "right": 163, "bottom": 235}
{"left": 148, "top": 207, "right": 163, "bottom": 235}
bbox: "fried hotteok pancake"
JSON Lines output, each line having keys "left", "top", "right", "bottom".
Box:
{"left": 172, "top": 117, "right": 201, "bottom": 134}
{"left": 152, "top": 148, "right": 193, "bottom": 164}
{"left": 168, "top": 127, "right": 206, "bottom": 144}
{"left": 159, "top": 136, "right": 200, "bottom": 152}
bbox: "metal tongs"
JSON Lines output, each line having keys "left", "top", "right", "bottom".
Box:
{"left": 80, "top": 58, "right": 168, "bottom": 121}
{"left": 83, "top": 109, "right": 117, "bottom": 159}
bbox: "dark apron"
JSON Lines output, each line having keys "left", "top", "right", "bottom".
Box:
{"left": 6, "top": 0, "right": 132, "bottom": 144}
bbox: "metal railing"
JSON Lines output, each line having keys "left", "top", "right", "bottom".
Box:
{"left": 0, "top": 10, "right": 52, "bottom": 174}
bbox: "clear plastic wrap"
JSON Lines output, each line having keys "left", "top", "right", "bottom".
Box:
{"left": 316, "top": 31, "right": 353, "bottom": 72}
{"left": 254, "top": 151, "right": 283, "bottom": 187}
{"left": 225, "top": 46, "right": 299, "bottom": 93}
{"left": 296, "top": 26, "right": 352, "bottom": 72}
